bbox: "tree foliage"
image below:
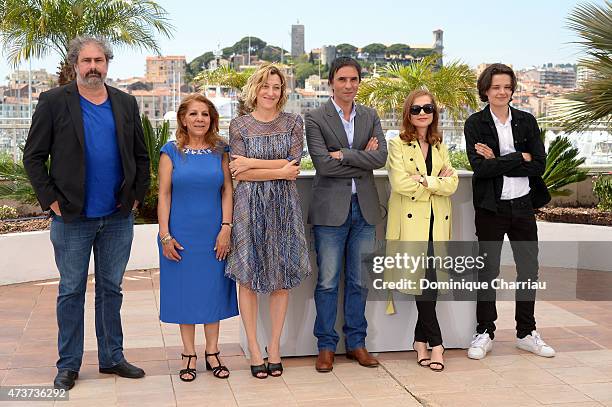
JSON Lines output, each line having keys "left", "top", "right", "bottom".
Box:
{"left": 0, "top": 0, "right": 174, "bottom": 85}
{"left": 386, "top": 43, "right": 411, "bottom": 57}
{"left": 362, "top": 43, "right": 387, "bottom": 58}
{"left": 336, "top": 43, "right": 357, "bottom": 57}
{"left": 194, "top": 65, "right": 254, "bottom": 92}
{"left": 548, "top": 1, "right": 612, "bottom": 131}
{"left": 542, "top": 135, "right": 589, "bottom": 196}
{"left": 356, "top": 54, "right": 478, "bottom": 121}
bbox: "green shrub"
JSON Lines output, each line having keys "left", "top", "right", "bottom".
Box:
{"left": 448, "top": 150, "right": 471, "bottom": 170}
{"left": 0, "top": 205, "right": 18, "bottom": 220}
{"left": 138, "top": 115, "right": 170, "bottom": 222}
{"left": 593, "top": 173, "right": 612, "bottom": 211}
{"left": 0, "top": 154, "right": 39, "bottom": 205}
{"left": 300, "top": 156, "right": 314, "bottom": 170}
{"left": 542, "top": 136, "right": 589, "bottom": 196}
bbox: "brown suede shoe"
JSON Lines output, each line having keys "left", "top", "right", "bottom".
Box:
{"left": 315, "top": 350, "right": 335, "bottom": 373}
{"left": 346, "top": 347, "right": 379, "bottom": 368}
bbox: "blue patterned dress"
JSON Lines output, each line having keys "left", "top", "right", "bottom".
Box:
{"left": 159, "top": 141, "right": 239, "bottom": 323}
{"left": 225, "top": 112, "right": 311, "bottom": 293}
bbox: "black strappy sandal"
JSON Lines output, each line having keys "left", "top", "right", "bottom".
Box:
{"left": 413, "top": 340, "right": 430, "bottom": 367}
{"left": 179, "top": 353, "right": 197, "bottom": 382}
{"left": 205, "top": 351, "right": 230, "bottom": 379}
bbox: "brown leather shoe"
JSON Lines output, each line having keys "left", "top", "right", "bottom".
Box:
{"left": 315, "top": 350, "right": 335, "bottom": 373}
{"left": 346, "top": 347, "right": 379, "bottom": 368}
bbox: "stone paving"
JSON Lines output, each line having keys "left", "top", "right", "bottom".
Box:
{"left": 1, "top": 269, "right": 611, "bottom": 406}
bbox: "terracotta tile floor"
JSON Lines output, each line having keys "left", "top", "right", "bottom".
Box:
{"left": 1, "top": 269, "right": 611, "bottom": 406}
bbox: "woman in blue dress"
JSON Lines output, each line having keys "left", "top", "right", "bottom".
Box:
{"left": 158, "top": 94, "right": 238, "bottom": 381}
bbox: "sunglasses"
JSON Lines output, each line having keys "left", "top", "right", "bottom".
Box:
{"left": 409, "top": 104, "right": 435, "bottom": 115}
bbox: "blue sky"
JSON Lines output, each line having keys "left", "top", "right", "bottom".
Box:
{"left": 0, "top": 0, "right": 588, "bottom": 81}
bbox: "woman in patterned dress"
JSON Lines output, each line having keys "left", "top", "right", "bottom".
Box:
{"left": 225, "top": 63, "right": 311, "bottom": 379}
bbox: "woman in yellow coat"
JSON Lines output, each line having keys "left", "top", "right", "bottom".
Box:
{"left": 386, "top": 89, "right": 458, "bottom": 372}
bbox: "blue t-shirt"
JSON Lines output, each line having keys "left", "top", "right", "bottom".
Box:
{"left": 80, "top": 96, "right": 124, "bottom": 218}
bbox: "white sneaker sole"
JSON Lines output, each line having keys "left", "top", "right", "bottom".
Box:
{"left": 467, "top": 344, "right": 493, "bottom": 360}
{"left": 516, "top": 343, "right": 555, "bottom": 358}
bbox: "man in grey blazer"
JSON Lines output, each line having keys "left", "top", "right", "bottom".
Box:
{"left": 305, "top": 57, "right": 387, "bottom": 373}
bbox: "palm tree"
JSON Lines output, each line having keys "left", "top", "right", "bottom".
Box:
{"left": 194, "top": 65, "right": 255, "bottom": 92}
{"left": 0, "top": 0, "right": 174, "bottom": 85}
{"left": 195, "top": 66, "right": 256, "bottom": 116}
{"left": 542, "top": 134, "right": 589, "bottom": 196}
{"left": 356, "top": 54, "right": 479, "bottom": 121}
{"left": 549, "top": 1, "right": 612, "bottom": 131}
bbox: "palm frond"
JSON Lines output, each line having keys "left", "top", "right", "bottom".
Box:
{"left": 542, "top": 136, "right": 589, "bottom": 196}
{"left": 0, "top": 0, "right": 174, "bottom": 68}
{"left": 549, "top": 1, "right": 612, "bottom": 131}
{"left": 194, "top": 66, "right": 255, "bottom": 92}
{"left": 356, "top": 55, "right": 478, "bottom": 121}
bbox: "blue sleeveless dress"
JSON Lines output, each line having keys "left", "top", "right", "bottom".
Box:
{"left": 158, "top": 141, "right": 238, "bottom": 324}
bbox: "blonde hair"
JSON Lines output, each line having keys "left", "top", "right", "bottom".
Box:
{"left": 175, "top": 94, "right": 223, "bottom": 153}
{"left": 241, "top": 63, "right": 288, "bottom": 113}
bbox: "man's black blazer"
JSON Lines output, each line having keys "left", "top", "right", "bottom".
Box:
{"left": 464, "top": 105, "right": 551, "bottom": 213}
{"left": 23, "top": 81, "right": 150, "bottom": 222}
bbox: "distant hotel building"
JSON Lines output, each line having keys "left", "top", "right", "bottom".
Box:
{"left": 522, "top": 66, "right": 576, "bottom": 89}
{"left": 145, "top": 55, "right": 187, "bottom": 86}
{"left": 576, "top": 64, "right": 596, "bottom": 88}
{"left": 291, "top": 23, "right": 305, "bottom": 57}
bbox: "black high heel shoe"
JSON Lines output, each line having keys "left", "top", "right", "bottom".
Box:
{"left": 413, "top": 340, "right": 430, "bottom": 367}
{"left": 265, "top": 346, "right": 283, "bottom": 377}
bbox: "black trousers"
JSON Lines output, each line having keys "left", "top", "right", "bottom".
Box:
{"left": 414, "top": 213, "right": 443, "bottom": 347}
{"left": 475, "top": 194, "right": 539, "bottom": 339}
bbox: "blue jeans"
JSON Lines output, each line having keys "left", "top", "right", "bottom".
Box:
{"left": 50, "top": 211, "right": 134, "bottom": 372}
{"left": 313, "top": 195, "right": 375, "bottom": 352}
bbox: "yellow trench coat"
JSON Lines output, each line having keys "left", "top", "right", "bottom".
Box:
{"left": 384, "top": 137, "right": 458, "bottom": 306}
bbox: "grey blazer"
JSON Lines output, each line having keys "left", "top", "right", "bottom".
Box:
{"left": 305, "top": 98, "right": 388, "bottom": 226}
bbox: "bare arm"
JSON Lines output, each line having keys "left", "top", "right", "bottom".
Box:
{"left": 157, "top": 153, "right": 183, "bottom": 261}
{"left": 215, "top": 153, "right": 233, "bottom": 260}
{"left": 234, "top": 160, "right": 299, "bottom": 181}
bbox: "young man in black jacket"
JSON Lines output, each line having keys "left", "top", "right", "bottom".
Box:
{"left": 464, "top": 63, "right": 554, "bottom": 359}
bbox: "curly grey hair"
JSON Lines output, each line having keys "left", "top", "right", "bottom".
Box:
{"left": 67, "top": 36, "right": 114, "bottom": 66}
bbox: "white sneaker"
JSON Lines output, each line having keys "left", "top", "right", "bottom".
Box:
{"left": 516, "top": 330, "right": 556, "bottom": 357}
{"left": 468, "top": 332, "right": 493, "bottom": 360}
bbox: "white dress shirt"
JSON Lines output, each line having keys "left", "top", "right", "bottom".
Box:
{"left": 491, "top": 108, "right": 530, "bottom": 200}
{"left": 331, "top": 97, "right": 357, "bottom": 194}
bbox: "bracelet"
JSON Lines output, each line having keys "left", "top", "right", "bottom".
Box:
{"left": 159, "top": 233, "right": 173, "bottom": 245}
{"left": 221, "top": 222, "right": 234, "bottom": 228}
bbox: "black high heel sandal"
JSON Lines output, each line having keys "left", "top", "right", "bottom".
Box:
{"left": 265, "top": 346, "right": 283, "bottom": 377}
{"left": 413, "top": 340, "right": 430, "bottom": 367}
{"left": 429, "top": 345, "right": 445, "bottom": 372}
{"left": 205, "top": 351, "right": 230, "bottom": 379}
{"left": 250, "top": 363, "right": 268, "bottom": 379}
{"left": 179, "top": 353, "right": 197, "bottom": 382}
